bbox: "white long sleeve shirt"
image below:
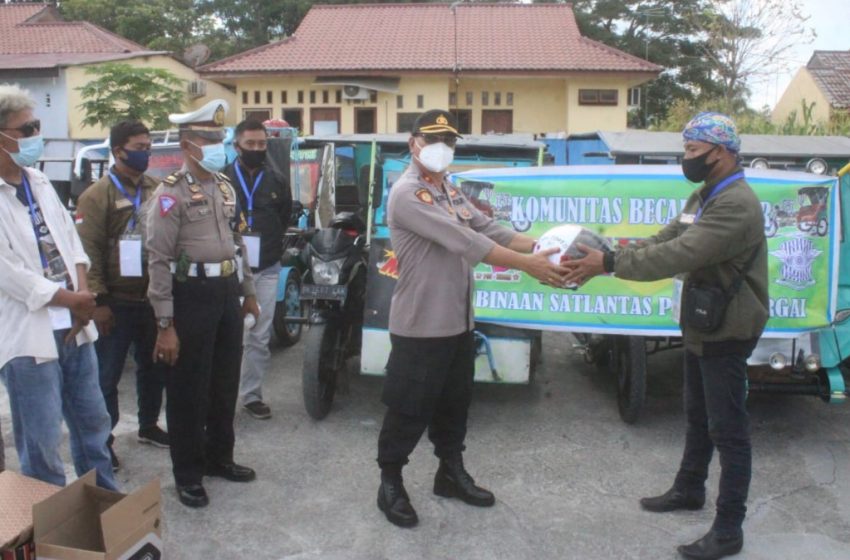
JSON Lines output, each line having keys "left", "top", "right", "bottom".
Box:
{"left": 0, "top": 168, "right": 97, "bottom": 368}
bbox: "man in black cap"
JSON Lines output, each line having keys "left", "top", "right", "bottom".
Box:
{"left": 376, "top": 109, "right": 567, "bottom": 527}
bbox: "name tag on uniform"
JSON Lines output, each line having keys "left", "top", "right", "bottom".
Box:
{"left": 48, "top": 280, "right": 72, "bottom": 330}
{"left": 679, "top": 213, "right": 696, "bottom": 224}
{"left": 243, "top": 234, "right": 261, "bottom": 268}
{"left": 119, "top": 234, "right": 143, "bottom": 277}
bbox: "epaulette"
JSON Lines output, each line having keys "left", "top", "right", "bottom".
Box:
{"left": 216, "top": 172, "right": 231, "bottom": 183}
{"left": 162, "top": 171, "right": 185, "bottom": 187}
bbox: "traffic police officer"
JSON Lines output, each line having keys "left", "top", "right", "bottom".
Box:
{"left": 145, "top": 99, "right": 260, "bottom": 508}
{"left": 376, "top": 110, "right": 568, "bottom": 528}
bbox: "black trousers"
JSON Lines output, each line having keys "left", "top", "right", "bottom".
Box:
{"left": 377, "top": 331, "right": 475, "bottom": 470}
{"left": 674, "top": 348, "right": 752, "bottom": 537}
{"left": 167, "top": 275, "right": 243, "bottom": 486}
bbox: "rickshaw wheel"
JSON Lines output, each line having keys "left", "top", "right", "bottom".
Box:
{"left": 816, "top": 218, "right": 828, "bottom": 237}
{"left": 765, "top": 219, "right": 778, "bottom": 238}
{"left": 272, "top": 271, "right": 305, "bottom": 347}
{"left": 612, "top": 336, "right": 647, "bottom": 424}
{"left": 302, "top": 322, "right": 340, "bottom": 420}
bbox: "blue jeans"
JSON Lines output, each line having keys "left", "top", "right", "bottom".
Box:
{"left": 96, "top": 301, "right": 165, "bottom": 436}
{"left": 0, "top": 331, "right": 117, "bottom": 490}
{"left": 675, "top": 349, "right": 751, "bottom": 537}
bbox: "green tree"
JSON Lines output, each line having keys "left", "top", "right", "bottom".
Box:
{"left": 76, "top": 63, "right": 185, "bottom": 130}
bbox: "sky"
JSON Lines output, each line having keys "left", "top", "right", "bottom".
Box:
{"left": 748, "top": 0, "right": 848, "bottom": 110}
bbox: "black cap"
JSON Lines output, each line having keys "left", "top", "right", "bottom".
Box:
{"left": 412, "top": 109, "right": 461, "bottom": 137}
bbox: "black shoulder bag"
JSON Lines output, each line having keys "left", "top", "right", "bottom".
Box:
{"left": 683, "top": 246, "right": 760, "bottom": 333}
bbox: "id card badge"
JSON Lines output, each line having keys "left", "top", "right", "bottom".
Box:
{"left": 119, "top": 234, "right": 143, "bottom": 277}
{"left": 671, "top": 275, "right": 685, "bottom": 325}
{"left": 243, "top": 234, "right": 261, "bottom": 269}
{"left": 48, "top": 280, "right": 72, "bottom": 330}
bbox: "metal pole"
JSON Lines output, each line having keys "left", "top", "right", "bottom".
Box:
{"left": 365, "top": 139, "right": 377, "bottom": 246}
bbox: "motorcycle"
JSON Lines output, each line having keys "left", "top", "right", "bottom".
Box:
{"left": 300, "top": 211, "right": 368, "bottom": 419}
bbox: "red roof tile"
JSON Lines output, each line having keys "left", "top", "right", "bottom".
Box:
{"left": 200, "top": 3, "right": 661, "bottom": 75}
{"left": 0, "top": 3, "right": 162, "bottom": 69}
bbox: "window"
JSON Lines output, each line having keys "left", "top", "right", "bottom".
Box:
{"left": 322, "top": 90, "right": 329, "bottom": 104}
{"left": 450, "top": 109, "right": 472, "bottom": 135}
{"left": 481, "top": 91, "right": 489, "bottom": 106}
{"left": 282, "top": 109, "right": 303, "bottom": 131}
{"left": 397, "top": 112, "right": 421, "bottom": 133}
{"left": 355, "top": 107, "right": 376, "bottom": 134}
{"left": 579, "top": 89, "right": 619, "bottom": 106}
{"left": 507, "top": 92, "right": 514, "bottom": 106}
{"left": 449, "top": 92, "right": 457, "bottom": 106}
{"left": 297, "top": 90, "right": 304, "bottom": 104}
{"left": 335, "top": 89, "right": 342, "bottom": 103}
{"left": 628, "top": 87, "right": 641, "bottom": 107}
{"left": 494, "top": 92, "right": 501, "bottom": 106}
{"left": 243, "top": 108, "right": 271, "bottom": 122}
{"left": 281, "top": 91, "right": 288, "bottom": 104}
{"left": 266, "top": 91, "right": 273, "bottom": 104}
{"left": 396, "top": 95, "right": 403, "bottom": 109}
{"left": 416, "top": 94, "right": 424, "bottom": 109}
{"left": 309, "top": 90, "right": 316, "bottom": 104}
{"left": 254, "top": 91, "right": 260, "bottom": 104}
{"left": 466, "top": 92, "right": 473, "bottom": 106}
{"left": 370, "top": 90, "right": 378, "bottom": 103}
{"left": 242, "top": 91, "right": 248, "bottom": 104}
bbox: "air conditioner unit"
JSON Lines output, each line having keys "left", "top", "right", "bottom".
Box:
{"left": 342, "top": 85, "right": 370, "bottom": 100}
{"left": 187, "top": 80, "right": 206, "bottom": 98}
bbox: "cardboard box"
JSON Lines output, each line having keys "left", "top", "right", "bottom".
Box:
{"left": 33, "top": 471, "right": 162, "bottom": 560}
{"left": 0, "top": 471, "right": 62, "bottom": 559}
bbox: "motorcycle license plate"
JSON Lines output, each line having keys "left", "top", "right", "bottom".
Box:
{"left": 300, "top": 284, "right": 347, "bottom": 301}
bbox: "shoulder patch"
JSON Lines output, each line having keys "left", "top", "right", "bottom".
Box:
{"left": 162, "top": 172, "right": 182, "bottom": 186}
{"left": 415, "top": 188, "right": 434, "bottom": 205}
{"left": 159, "top": 194, "right": 177, "bottom": 216}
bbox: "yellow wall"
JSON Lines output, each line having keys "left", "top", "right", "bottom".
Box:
{"left": 66, "top": 54, "right": 237, "bottom": 140}
{"left": 232, "top": 72, "right": 637, "bottom": 135}
{"left": 771, "top": 67, "right": 832, "bottom": 127}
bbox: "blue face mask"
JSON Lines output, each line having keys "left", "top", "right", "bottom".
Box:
{"left": 190, "top": 142, "right": 226, "bottom": 173}
{"left": 119, "top": 148, "right": 150, "bottom": 173}
{"left": 2, "top": 133, "right": 44, "bottom": 168}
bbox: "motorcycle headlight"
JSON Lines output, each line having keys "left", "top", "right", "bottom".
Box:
{"left": 311, "top": 257, "right": 345, "bottom": 285}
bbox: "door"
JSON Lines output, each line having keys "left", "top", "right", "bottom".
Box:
{"left": 481, "top": 110, "right": 513, "bottom": 134}
{"left": 310, "top": 108, "right": 341, "bottom": 135}
{"left": 355, "top": 108, "right": 377, "bottom": 134}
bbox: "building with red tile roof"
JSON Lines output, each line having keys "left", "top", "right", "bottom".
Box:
{"left": 200, "top": 3, "right": 661, "bottom": 135}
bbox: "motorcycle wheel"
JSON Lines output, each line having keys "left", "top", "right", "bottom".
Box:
{"left": 302, "top": 321, "right": 340, "bottom": 420}
{"left": 272, "top": 271, "right": 304, "bottom": 347}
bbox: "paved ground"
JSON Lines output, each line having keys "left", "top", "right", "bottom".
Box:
{"left": 2, "top": 332, "right": 850, "bottom": 560}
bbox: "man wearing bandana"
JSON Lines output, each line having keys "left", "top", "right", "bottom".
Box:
{"left": 562, "top": 112, "right": 769, "bottom": 559}
{"left": 375, "top": 110, "right": 569, "bottom": 528}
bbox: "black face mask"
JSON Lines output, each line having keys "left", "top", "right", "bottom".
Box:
{"left": 239, "top": 149, "right": 266, "bottom": 169}
{"left": 682, "top": 146, "right": 718, "bottom": 183}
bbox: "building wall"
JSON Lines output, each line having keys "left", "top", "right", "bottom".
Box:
{"left": 65, "top": 54, "right": 237, "bottom": 140}
{"left": 771, "top": 67, "right": 832, "bottom": 127}
{"left": 16, "top": 74, "right": 69, "bottom": 139}
{"left": 233, "top": 72, "right": 635, "bottom": 135}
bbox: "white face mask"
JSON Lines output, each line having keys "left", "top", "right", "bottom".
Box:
{"left": 416, "top": 141, "right": 454, "bottom": 173}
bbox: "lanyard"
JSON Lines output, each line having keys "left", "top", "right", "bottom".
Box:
{"left": 20, "top": 172, "right": 48, "bottom": 268}
{"left": 234, "top": 162, "right": 264, "bottom": 230}
{"left": 108, "top": 171, "right": 142, "bottom": 231}
{"left": 695, "top": 171, "right": 745, "bottom": 222}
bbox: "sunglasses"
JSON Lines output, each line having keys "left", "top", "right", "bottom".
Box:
{"left": 0, "top": 119, "right": 41, "bottom": 137}
{"left": 416, "top": 133, "right": 458, "bottom": 148}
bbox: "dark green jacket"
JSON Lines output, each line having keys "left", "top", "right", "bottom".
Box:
{"left": 614, "top": 170, "right": 769, "bottom": 355}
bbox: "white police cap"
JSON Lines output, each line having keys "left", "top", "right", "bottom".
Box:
{"left": 169, "top": 99, "right": 229, "bottom": 131}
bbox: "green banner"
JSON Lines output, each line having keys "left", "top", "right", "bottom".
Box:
{"left": 454, "top": 166, "right": 839, "bottom": 337}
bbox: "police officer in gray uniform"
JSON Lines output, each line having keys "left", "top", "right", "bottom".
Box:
{"left": 145, "top": 100, "right": 260, "bottom": 508}
{"left": 376, "top": 110, "right": 568, "bottom": 528}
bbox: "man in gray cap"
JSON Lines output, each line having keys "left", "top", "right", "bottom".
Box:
{"left": 145, "top": 99, "right": 260, "bottom": 508}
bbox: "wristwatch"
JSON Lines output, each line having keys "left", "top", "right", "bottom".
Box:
{"left": 157, "top": 317, "right": 173, "bottom": 329}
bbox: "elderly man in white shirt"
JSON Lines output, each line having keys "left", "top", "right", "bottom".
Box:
{"left": 0, "top": 84, "right": 116, "bottom": 489}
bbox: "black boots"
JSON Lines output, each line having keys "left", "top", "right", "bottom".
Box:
{"left": 433, "top": 454, "right": 495, "bottom": 507}
{"left": 640, "top": 486, "right": 705, "bottom": 513}
{"left": 678, "top": 530, "right": 744, "bottom": 560}
{"left": 377, "top": 473, "right": 418, "bottom": 528}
